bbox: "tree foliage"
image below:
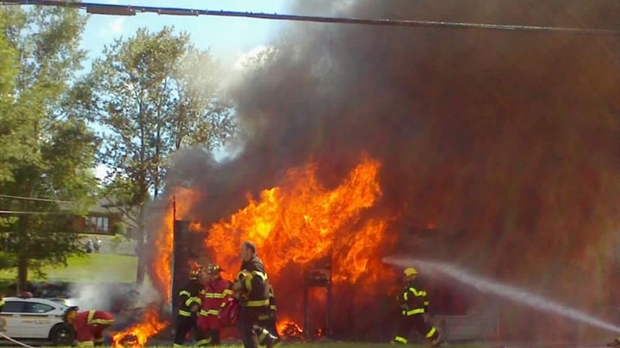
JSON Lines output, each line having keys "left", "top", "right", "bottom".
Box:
{"left": 0, "top": 4, "right": 98, "bottom": 291}
{"left": 74, "top": 26, "right": 235, "bottom": 283}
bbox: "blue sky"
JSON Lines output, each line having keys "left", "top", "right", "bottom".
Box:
{"left": 81, "top": 0, "right": 290, "bottom": 66}
{"left": 76, "top": 0, "right": 292, "bottom": 178}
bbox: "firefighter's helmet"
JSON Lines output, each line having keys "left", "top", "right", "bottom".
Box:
{"left": 404, "top": 267, "right": 418, "bottom": 277}
{"left": 190, "top": 268, "right": 201, "bottom": 280}
{"left": 236, "top": 270, "right": 251, "bottom": 281}
{"left": 207, "top": 264, "right": 222, "bottom": 275}
{"left": 62, "top": 306, "right": 79, "bottom": 322}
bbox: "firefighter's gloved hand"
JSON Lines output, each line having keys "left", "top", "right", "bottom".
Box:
{"left": 232, "top": 281, "right": 242, "bottom": 291}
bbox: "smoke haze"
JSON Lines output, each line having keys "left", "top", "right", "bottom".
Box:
{"left": 161, "top": 0, "right": 619, "bottom": 341}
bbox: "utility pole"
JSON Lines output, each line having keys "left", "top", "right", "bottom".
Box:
{"left": 169, "top": 195, "right": 177, "bottom": 315}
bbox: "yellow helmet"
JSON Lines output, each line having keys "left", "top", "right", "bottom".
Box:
{"left": 404, "top": 267, "right": 418, "bottom": 277}
{"left": 236, "top": 270, "right": 251, "bottom": 281}
{"left": 62, "top": 306, "right": 78, "bottom": 322}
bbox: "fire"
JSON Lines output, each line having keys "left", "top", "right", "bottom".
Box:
{"left": 189, "top": 220, "right": 203, "bottom": 232}
{"left": 152, "top": 187, "right": 203, "bottom": 304}
{"left": 111, "top": 306, "right": 168, "bottom": 348}
{"left": 277, "top": 318, "right": 304, "bottom": 339}
{"left": 205, "top": 155, "right": 393, "bottom": 283}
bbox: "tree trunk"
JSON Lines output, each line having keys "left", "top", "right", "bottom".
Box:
{"left": 135, "top": 227, "right": 146, "bottom": 284}
{"left": 17, "top": 203, "right": 30, "bottom": 294}
{"left": 17, "top": 256, "right": 28, "bottom": 293}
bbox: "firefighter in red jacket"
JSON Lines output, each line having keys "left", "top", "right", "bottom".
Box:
{"left": 62, "top": 306, "right": 115, "bottom": 347}
{"left": 392, "top": 267, "right": 441, "bottom": 346}
{"left": 197, "top": 264, "right": 233, "bottom": 346}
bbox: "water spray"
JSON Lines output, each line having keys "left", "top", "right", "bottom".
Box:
{"left": 383, "top": 256, "right": 620, "bottom": 333}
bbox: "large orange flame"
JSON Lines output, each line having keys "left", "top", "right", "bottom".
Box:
{"left": 152, "top": 187, "right": 203, "bottom": 304}
{"left": 111, "top": 306, "right": 169, "bottom": 348}
{"left": 205, "top": 155, "right": 393, "bottom": 283}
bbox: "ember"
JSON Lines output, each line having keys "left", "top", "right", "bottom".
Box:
{"left": 111, "top": 307, "right": 168, "bottom": 348}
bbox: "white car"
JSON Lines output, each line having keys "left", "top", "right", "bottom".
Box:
{"left": 0, "top": 296, "right": 75, "bottom": 346}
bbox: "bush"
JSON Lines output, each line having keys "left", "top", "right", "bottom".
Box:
{"left": 110, "top": 234, "right": 124, "bottom": 253}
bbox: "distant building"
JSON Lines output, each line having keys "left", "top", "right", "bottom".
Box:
{"left": 70, "top": 198, "right": 135, "bottom": 236}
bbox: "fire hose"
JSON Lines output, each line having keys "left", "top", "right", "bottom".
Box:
{"left": 0, "top": 332, "right": 37, "bottom": 348}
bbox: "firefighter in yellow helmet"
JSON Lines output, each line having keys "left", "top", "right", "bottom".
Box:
{"left": 392, "top": 267, "right": 441, "bottom": 346}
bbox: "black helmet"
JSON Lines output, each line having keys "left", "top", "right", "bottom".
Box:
{"left": 189, "top": 268, "right": 201, "bottom": 280}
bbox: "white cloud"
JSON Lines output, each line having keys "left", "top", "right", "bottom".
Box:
{"left": 109, "top": 18, "right": 125, "bottom": 34}
{"left": 98, "top": 17, "right": 125, "bottom": 38}
{"left": 94, "top": 164, "right": 109, "bottom": 180}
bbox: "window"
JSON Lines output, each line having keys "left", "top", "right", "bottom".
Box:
{"left": 23, "top": 302, "right": 54, "bottom": 314}
{"left": 2, "top": 301, "right": 26, "bottom": 313}
{"left": 86, "top": 216, "right": 110, "bottom": 233}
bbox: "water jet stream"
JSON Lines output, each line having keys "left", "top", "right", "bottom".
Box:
{"left": 383, "top": 256, "right": 620, "bottom": 333}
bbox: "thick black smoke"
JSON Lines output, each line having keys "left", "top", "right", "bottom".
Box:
{"left": 164, "top": 0, "right": 619, "bottom": 342}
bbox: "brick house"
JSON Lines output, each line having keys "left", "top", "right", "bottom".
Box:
{"left": 71, "top": 198, "right": 124, "bottom": 235}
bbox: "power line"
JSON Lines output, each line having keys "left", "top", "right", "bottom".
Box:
{"left": 0, "top": 194, "right": 75, "bottom": 204}
{"left": 0, "top": 210, "right": 74, "bottom": 215}
{"left": 1, "top": 0, "right": 618, "bottom": 36}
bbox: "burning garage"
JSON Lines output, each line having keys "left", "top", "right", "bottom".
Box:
{"left": 107, "top": 0, "right": 618, "bottom": 346}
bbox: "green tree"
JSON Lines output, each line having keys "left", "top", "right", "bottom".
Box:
{"left": 0, "top": 8, "right": 22, "bottom": 184}
{"left": 0, "top": 4, "right": 98, "bottom": 291}
{"left": 75, "top": 26, "right": 235, "bottom": 284}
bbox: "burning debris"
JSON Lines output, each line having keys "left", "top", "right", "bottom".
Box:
{"left": 115, "top": 334, "right": 139, "bottom": 347}
{"left": 277, "top": 320, "right": 304, "bottom": 341}
{"left": 111, "top": 307, "right": 168, "bottom": 348}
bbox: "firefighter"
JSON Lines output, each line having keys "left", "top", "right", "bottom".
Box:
{"left": 392, "top": 267, "right": 441, "bottom": 346}
{"left": 174, "top": 268, "right": 204, "bottom": 347}
{"left": 197, "top": 264, "right": 233, "bottom": 346}
{"left": 62, "top": 306, "right": 115, "bottom": 347}
{"left": 233, "top": 241, "right": 277, "bottom": 348}
{"left": 0, "top": 295, "right": 4, "bottom": 312}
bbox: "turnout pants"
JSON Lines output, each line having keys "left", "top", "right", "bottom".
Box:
{"left": 174, "top": 314, "right": 198, "bottom": 347}
{"left": 258, "top": 312, "right": 279, "bottom": 339}
{"left": 76, "top": 311, "right": 115, "bottom": 347}
{"left": 197, "top": 314, "right": 221, "bottom": 346}
{"left": 393, "top": 314, "right": 440, "bottom": 346}
{"left": 238, "top": 307, "right": 275, "bottom": 348}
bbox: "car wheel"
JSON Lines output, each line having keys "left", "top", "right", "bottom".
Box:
{"left": 49, "top": 323, "right": 75, "bottom": 346}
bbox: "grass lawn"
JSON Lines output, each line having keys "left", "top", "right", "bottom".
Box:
{"left": 0, "top": 253, "right": 137, "bottom": 283}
